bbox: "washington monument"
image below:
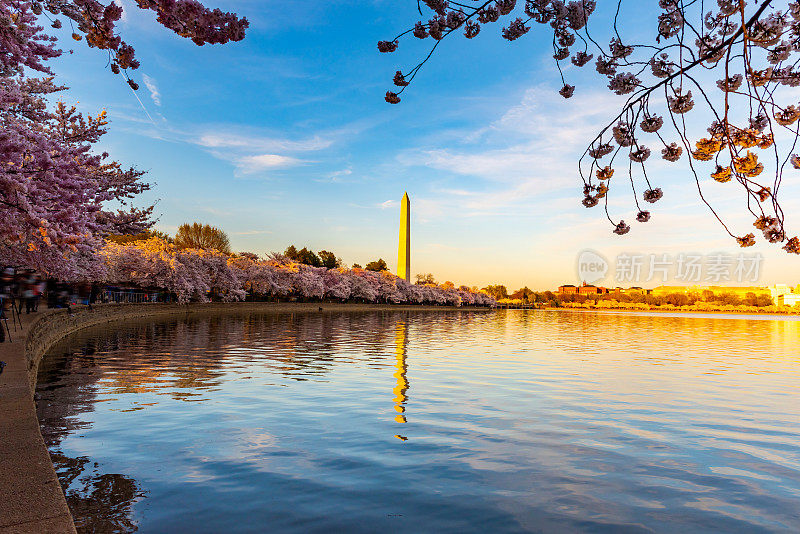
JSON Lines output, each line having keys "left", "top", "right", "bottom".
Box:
{"left": 397, "top": 192, "right": 410, "bottom": 283}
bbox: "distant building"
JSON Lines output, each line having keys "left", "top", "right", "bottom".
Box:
{"left": 770, "top": 284, "right": 792, "bottom": 299}
{"left": 558, "top": 283, "right": 640, "bottom": 295}
{"left": 578, "top": 285, "right": 605, "bottom": 295}
{"left": 770, "top": 284, "right": 800, "bottom": 306}
{"left": 779, "top": 294, "right": 800, "bottom": 306}
{"left": 555, "top": 283, "right": 798, "bottom": 302}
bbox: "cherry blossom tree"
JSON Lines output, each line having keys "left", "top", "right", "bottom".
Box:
{"left": 294, "top": 264, "right": 325, "bottom": 299}
{"left": 322, "top": 267, "right": 352, "bottom": 300}
{"left": 379, "top": 0, "right": 800, "bottom": 254}
{"left": 1, "top": 0, "right": 247, "bottom": 274}
{"left": 4, "top": 0, "right": 248, "bottom": 91}
{"left": 100, "top": 240, "right": 497, "bottom": 305}
{"left": 103, "top": 238, "right": 242, "bottom": 302}
{"left": 345, "top": 268, "right": 379, "bottom": 302}
{"left": 1, "top": 76, "right": 152, "bottom": 276}
{"left": 229, "top": 253, "right": 282, "bottom": 297}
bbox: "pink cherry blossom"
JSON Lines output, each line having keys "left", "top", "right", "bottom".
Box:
{"left": 100, "top": 240, "right": 497, "bottom": 306}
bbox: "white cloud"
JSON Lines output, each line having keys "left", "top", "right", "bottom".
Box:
{"left": 380, "top": 199, "right": 398, "bottom": 209}
{"left": 187, "top": 130, "right": 337, "bottom": 176}
{"left": 142, "top": 74, "right": 161, "bottom": 106}
{"left": 318, "top": 167, "right": 353, "bottom": 183}
{"left": 235, "top": 154, "right": 302, "bottom": 174}
{"left": 108, "top": 107, "right": 365, "bottom": 181}
{"left": 119, "top": 0, "right": 130, "bottom": 23}
{"left": 396, "top": 86, "right": 622, "bottom": 218}
{"left": 195, "top": 132, "right": 332, "bottom": 152}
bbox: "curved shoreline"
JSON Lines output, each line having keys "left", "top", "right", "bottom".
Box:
{"left": 0, "top": 302, "right": 491, "bottom": 533}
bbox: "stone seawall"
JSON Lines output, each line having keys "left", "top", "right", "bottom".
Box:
{"left": 0, "top": 302, "right": 492, "bottom": 533}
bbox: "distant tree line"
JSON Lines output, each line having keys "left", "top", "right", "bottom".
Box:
{"left": 100, "top": 237, "right": 496, "bottom": 306}
{"left": 284, "top": 245, "right": 343, "bottom": 269}
{"left": 490, "top": 286, "right": 775, "bottom": 308}
{"left": 557, "top": 291, "right": 774, "bottom": 308}
{"left": 109, "top": 225, "right": 785, "bottom": 310}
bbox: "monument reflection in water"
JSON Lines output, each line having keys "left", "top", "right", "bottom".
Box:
{"left": 36, "top": 310, "right": 800, "bottom": 533}
{"left": 394, "top": 320, "right": 409, "bottom": 439}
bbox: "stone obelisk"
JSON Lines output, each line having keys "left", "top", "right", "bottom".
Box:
{"left": 397, "top": 192, "right": 410, "bottom": 283}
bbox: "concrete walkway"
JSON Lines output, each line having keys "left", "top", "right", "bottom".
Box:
{"left": 0, "top": 308, "right": 75, "bottom": 534}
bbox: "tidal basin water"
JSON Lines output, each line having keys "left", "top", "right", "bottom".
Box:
{"left": 36, "top": 310, "right": 800, "bottom": 533}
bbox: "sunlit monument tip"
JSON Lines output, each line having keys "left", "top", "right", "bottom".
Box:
{"left": 397, "top": 192, "right": 411, "bottom": 283}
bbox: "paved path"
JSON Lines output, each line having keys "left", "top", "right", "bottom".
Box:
{"left": 0, "top": 308, "right": 75, "bottom": 534}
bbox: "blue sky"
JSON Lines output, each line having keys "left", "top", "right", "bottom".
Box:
{"left": 48, "top": 0, "right": 800, "bottom": 290}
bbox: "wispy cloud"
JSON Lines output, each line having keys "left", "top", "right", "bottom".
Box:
{"left": 397, "top": 86, "right": 620, "bottom": 218}
{"left": 188, "top": 129, "right": 340, "bottom": 177}
{"left": 107, "top": 103, "right": 368, "bottom": 180}
{"left": 231, "top": 229, "right": 274, "bottom": 236}
{"left": 315, "top": 167, "right": 353, "bottom": 183}
{"left": 235, "top": 154, "right": 302, "bottom": 174}
{"left": 195, "top": 132, "right": 332, "bottom": 153}
{"left": 142, "top": 74, "right": 161, "bottom": 106}
{"left": 380, "top": 199, "right": 398, "bottom": 209}
{"left": 407, "top": 87, "right": 613, "bottom": 173}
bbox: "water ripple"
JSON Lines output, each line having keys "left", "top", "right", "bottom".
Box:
{"left": 36, "top": 310, "right": 800, "bottom": 533}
